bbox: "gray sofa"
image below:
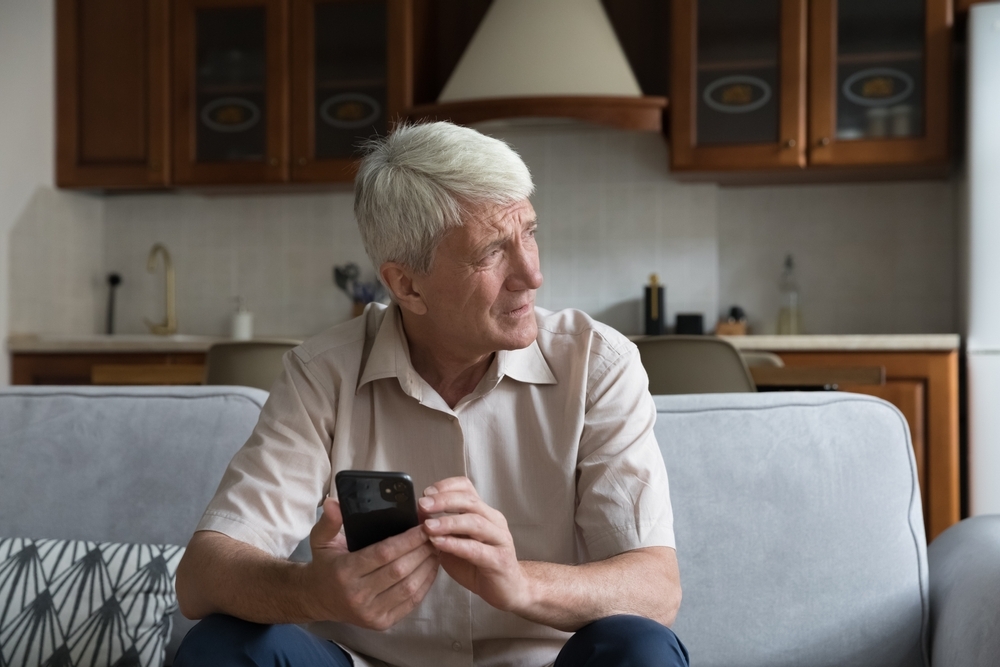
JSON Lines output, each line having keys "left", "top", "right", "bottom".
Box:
{"left": 1, "top": 386, "right": 998, "bottom": 666}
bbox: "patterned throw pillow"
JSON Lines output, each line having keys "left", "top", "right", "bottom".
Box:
{"left": 0, "top": 538, "right": 184, "bottom": 667}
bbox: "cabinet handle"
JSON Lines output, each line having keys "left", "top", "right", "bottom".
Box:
{"left": 818, "top": 137, "right": 831, "bottom": 147}
{"left": 784, "top": 139, "right": 797, "bottom": 149}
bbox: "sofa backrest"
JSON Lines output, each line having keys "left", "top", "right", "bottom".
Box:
{"left": 0, "top": 385, "right": 268, "bottom": 662}
{"left": 656, "top": 392, "right": 928, "bottom": 667}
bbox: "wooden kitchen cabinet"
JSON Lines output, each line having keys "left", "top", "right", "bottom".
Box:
{"left": 172, "top": 0, "right": 290, "bottom": 184}
{"left": 670, "top": 0, "right": 808, "bottom": 171}
{"left": 778, "top": 350, "right": 959, "bottom": 541}
{"left": 58, "top": 0, "right": 410, "bottom": 189}
{"left": 12, "top": 353, "right": 206, "bottom": 386}
{"left": 670, "top": 0, "right": 952, "bottom": 175}
{"left": 291, "top": 0, "right": 413, "bottom": 182}
{"left": 56, "top": 0, "right": 171, "bottom": 188}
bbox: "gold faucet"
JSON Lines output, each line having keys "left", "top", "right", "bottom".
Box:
{"left": 144, "top": 243, "right": 177, "bottom": 335}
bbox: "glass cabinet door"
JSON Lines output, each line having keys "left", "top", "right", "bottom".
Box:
{"left": 671, "top": 0, "right": 806, "bottom": 171}
{"left": 291, "top": 0, "right": 410, "bottom": 182}
{"left": 809, "top": 0, "right": 950, "bottom": 166}
{"left": 173, "top": 0, "right": 288, "bottom": 184}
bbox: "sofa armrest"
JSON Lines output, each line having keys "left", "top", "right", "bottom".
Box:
{"left": 929, "top": 515, "right": 1000, "bottom": 667}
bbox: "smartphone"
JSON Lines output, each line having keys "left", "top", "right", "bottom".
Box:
{"left": 335, "top": 470, "right": 420, "bottom": 552}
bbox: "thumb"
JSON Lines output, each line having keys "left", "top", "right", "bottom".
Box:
{"left": 310, "top": 497, "right": 343, "bottom": 547}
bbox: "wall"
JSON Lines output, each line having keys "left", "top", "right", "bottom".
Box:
{"left": 6, "top": 120, "right": 959, "bottom": 342}
{"left": 100, "top": 124, "right": 718, "bottom": 338}
{"left": 1, "top": 0, "right": 107, "bottom": 375}
{"left": 718, "top": 180, "right": 957, "bottom": 334}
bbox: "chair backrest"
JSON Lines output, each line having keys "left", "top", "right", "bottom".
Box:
{"left": 739, "top": 350, "right": 785, "bottom": 368}
{"left": 204, "top": 339, "right": 301, "bottom": 391}
{"left": 635, "top": 335, "right": 755, "bottom": 394}
{"left": 656, "top": 392, "right": 927, "bottom": 667}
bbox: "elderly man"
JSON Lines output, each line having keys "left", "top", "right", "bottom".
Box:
{"left": 174, "top": 122, "right": 687, "bottom": 667}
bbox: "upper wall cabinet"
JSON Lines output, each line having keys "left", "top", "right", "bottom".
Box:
{"left": 290, "top": 0, "right": 412, "bottom": 182}
{"left": 172, "top": 0, "right": 289, "bottom": 184}
{"left": 58, "top": 0, "right": 410, "bottom": 188}
{"left": 56, "top": 0, "right": 171, "bottom": 189}
{"left": 670, "top": 0, "right": 807, "bottom": 171}
{"left": 670, "top": 0, "right": 952, "bottom": 175}
{"left": 172, "top": 0, "right": 410, "bottom": 185}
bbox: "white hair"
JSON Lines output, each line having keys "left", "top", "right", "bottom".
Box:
{"left": 354, "top": 122, "right": 535, "bottom": 275}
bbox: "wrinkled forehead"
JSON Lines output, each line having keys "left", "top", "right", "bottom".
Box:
{"left": 459, "top": 199, "right": 536, "bottom": 239}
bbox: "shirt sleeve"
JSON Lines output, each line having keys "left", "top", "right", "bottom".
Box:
{"left": 196, "top": 350, "right": 336, "bottom": 558}
{"left": 575, "top": 340, "right": 675, "bottom": 562}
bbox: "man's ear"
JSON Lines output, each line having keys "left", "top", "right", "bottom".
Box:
{"left": 380, "top": 263, "right": 428, "bottom": 316}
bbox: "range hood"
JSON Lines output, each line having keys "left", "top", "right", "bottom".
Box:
{"left": 410, "top": 0, "right": 667, "bottom": 131}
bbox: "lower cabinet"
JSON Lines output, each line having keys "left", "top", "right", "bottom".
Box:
{"left": 776, "top": 351, "right": 959, "bottom": 542}
{"left": 11, "top": 353, "right": 207, "bottom": 386}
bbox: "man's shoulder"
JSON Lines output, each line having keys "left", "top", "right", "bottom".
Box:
{"left": 293, "top": 302, "right": 388, "bottom": 367}
{"left": 533, "top": 307, "right": 636, "bottom": 369}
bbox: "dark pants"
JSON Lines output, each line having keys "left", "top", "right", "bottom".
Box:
{"left": 174, "top": 613, "right": 689, "bottom": 667}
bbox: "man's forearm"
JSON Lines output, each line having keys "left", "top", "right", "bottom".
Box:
{"left": 515, "top": 547, "right": 681, "bottom": 633}
{"left": 175, "top": 531, "right": 321, "bottom": 624}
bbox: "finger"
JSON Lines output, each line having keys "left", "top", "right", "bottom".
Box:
{"left": 427, "top": 534, "right": 498, "bottom": 567}
{"left": 354, "top": 524, "right": 430, "bottom": 572}
{"left": 310, "top": 498, "right": 343, "bottom": 547}
{"left": 375, "top": 552, "right": 440, "bottom": 619}
{"left": 418, "top": 490, "right": 506, "bottom": 526}
{"left": 423, "top": 513, "right": 508, "bottom": 546}
{"left": 423, "top": 476, "right": 476, "bottom": 497}
{"left": 365, "top": 541, "right": 438, "bottom": 594}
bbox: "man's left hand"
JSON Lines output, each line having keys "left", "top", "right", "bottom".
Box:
{"left": 418, "top": 476, "right": 530, "bottom": 614}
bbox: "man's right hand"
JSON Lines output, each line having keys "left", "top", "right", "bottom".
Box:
{"left": 306, "top": 497, "right": 439, "bottom": 631}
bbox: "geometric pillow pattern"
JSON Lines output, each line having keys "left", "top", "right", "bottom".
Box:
{"left": 0, "top": 538, "right": 184, "bottom": 667}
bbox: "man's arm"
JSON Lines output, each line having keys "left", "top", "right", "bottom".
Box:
{"left": 420, "top": 477, "right": 681, "bottom": 632}
{"left": 176, "top": 498, "right": 440, "bottom": 631}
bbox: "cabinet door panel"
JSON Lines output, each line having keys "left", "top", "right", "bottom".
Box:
{"left": 56, "top": 0, "right": 170, "bottom": 188}
{"left": 291, "top": 0, "right": 412, "bottom": 182}
{"left": 671, "top": 0, "right": 806, "bottom": 171}
{"left": 173, "top": 0, "right": 289, "bottom": 184}
{"left": 808, "top": 0, "right": 950, "bottom": 166}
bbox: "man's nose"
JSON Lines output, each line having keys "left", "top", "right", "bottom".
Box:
{"left": 507, "top": 245, "right": 543, "bottom": 291}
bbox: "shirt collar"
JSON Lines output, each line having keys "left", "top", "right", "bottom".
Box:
{"left": 357, "top": 304, "right": 558, "bottom": 400}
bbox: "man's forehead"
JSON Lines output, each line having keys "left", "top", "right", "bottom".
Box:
{"left": 467, "top": 199, "right": 536, "bottom": 233}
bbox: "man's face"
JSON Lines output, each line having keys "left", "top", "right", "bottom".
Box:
{"left": 414, "top": 199, "right": 543, "bottom": 356}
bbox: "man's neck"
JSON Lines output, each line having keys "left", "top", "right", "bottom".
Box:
{"left": 399, "top": 312, "right": 494, "bottom": 409}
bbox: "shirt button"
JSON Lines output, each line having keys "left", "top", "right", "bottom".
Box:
{"left": 451, "top": 641, "right": 462, "bottom": 651}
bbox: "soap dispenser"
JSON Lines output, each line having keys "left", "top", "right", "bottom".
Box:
{"left": 231, "top": 297, "right": 254, "bottom": 340}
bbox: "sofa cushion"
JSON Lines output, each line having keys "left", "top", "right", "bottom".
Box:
{"left": 656, "top": 392, "right": 928, "bottom": 667}
{"left": 0, "top": 537, "right": 183, "bottom": 667}
{"left": 0, "top": 386, "right": 268, "bottom": 664}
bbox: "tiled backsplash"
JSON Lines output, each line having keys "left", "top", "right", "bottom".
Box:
{"left": 8, "top": 124, "right": 958, "bottom": 339}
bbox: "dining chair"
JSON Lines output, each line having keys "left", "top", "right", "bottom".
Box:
{"left": 634, "top": 335, "right": 756, "bottom": 394}
{"left": 204, "top": 339, "right": 302, "bottom": 391}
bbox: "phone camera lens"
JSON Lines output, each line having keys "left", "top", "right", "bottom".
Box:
{"left": 395, "top": 492, "right": 408, "bottom": 502}
{"left": 394, "top": 482, "right": 406, "bottom": 491}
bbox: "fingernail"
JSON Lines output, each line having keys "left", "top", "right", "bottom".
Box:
{"left": 418, "top": 497, "right": 434, "bottom": 510}
{"left": 425, "top": 518, "right": 439, "bottom": 529}
{"left": 423, "top": 486, "right": 438, "bottom": 496}
{"left": 430, "top": 535, "right": 444, "bottom": 544}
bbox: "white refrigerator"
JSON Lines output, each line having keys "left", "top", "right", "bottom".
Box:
{"left": 965, "top": 2, "right": 1000, "bottom": 515}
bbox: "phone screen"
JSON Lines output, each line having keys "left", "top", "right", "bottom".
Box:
{"left": 335, "top": 471, "right": 420, "bottom": 552}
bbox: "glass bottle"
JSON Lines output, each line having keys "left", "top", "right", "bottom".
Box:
{"left": 777, "top": 254, "right": 802, "bottom": 335}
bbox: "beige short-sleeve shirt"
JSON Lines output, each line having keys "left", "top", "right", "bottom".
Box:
{"left": 197, "top": 303, "right": 674, "bottom": 667}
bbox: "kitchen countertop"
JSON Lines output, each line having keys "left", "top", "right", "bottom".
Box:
{"left": 6, "top": 333, "right": 225, "bottom": 353}
{"left": 10, "top": 332, "right": 962, "bottom": 354}
{"left": 719, "top": 334, "right": 961, "bottom": 352}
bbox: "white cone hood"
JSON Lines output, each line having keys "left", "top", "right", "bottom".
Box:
{"left": 438, "top": 0, "right": 643, "bottom": 102}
